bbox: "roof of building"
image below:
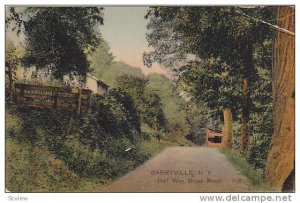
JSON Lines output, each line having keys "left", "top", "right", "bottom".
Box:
{"left": 206, "top": 128, "right": 223, "bottom": 138}
{"left": 87, "top": 74, "right": 109, "bottom": 89}
{"left": 207, "top": 128, "right": 222, "bottom": 134}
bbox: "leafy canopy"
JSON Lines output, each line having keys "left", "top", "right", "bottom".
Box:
{"left": 116, "top": 74, "right": 167, "bottom": 131}
{"left": 144, "top": 6, "right": 274, "bottom": 73}
{"left": 7, "top": 7, "right": 104, "bottom": 80}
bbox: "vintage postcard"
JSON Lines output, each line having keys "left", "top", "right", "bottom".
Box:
{"left": 4, "top": 4, "right": 295, "bottom": 196}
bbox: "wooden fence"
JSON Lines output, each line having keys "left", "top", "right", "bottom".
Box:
{"left": 14, "top": 83, "right": 92, "bottom": 114}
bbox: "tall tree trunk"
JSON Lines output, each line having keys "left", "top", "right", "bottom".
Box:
{"left": 240, "top": 42, "right": 253, "bottom": 155}
{"left": 223, "top": 108, "right": 233, "bottom": 149}
{"left": 240, "top": 78, "right": 250, "bottom": 155}
{"left": 265, "top": 6, "right": 295, "bottom": 191}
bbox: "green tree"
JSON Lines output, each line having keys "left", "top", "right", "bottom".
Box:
{"left": 84, "top": 89, "right": 141, "bottom": 149}
{"left": 147, "top": 75, "right": 187, "bottom": 126}
{"left": 89, "top": 39, "right": 115, "bottom": 78}
{"left": 117, "top": 74, "right": 148, "bottom": 103}
{"left": 143, "top": 90, "right": 167, "bottom": 131}
{"left": 180, "top": 57, "right": 241, "bottom": 148}
{"left": 5, "top": 40, "right": 25, "bottom": 99}
{"left": 116, "top": 74, "right": 167, "bottom": 131}
{"left": 144, "top": 6, "right": 274, "bottom": 154}
{"left": 6, "top": 7, "right": 104, "bottom": 80}
{"left": 244, "top": 37, "right": 273, "bottom": 169}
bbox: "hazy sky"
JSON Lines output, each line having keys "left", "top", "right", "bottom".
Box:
{"left": 101, "top": 7, "right": 169, "bottom": 76}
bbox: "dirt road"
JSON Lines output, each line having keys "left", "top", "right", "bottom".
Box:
{"left": 101, "top": 147, "right": 250, "bottom": 192}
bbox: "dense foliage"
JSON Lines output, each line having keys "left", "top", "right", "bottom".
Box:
{"left": 117, "top": 75, "right": 167, "bottom": 131}
{"left": 181, "top": 58, "right": 241, "bottom": 119}
{"left": 6, "top": 137, "right": 82, "bottom": 192}
{"left": 5, "top": 41, "right": 25, "bottom": 98}
{"left": 89, "top": 42, "right": 189, "bottom": 139}
{"left": 6, "top": 79, "right": 182, "bottom": 191}
{"left": 144, "top": 6, "right": 274, "bottom": 170}
{"left": 83, "top": 89, "right": 141, "bottom": 149}
{"left": 7, "top": 7, "right": 104, "bottom": 80}
{"left": 6, "top": 89, "right": 151, "bottom": 189}
{"left": 6, "top": 7, "right": 192, "bottom": 191}
{"left": 89, "top": 40, "right": 115, "bottom": 78}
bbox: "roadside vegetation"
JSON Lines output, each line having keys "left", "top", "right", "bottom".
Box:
{"left": 6, "top": 26, "right": 189, "bottom": 192}
{"left": 6, "top": 88, "right": 184, "bottom": 192}
{"left": 5, "top": 7, "right": 192, "bottom": 192}
{"left": 143, "top": 6, "right": 293, "bottom": 190}
{"left": 220, "top": 149, "right": 275, "bottom": 191}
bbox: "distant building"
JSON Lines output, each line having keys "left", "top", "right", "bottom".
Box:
{"left": 206, "top": 128, "right": 223, "bottom": 147}
{"left": 15, "top": 67, "right": 109, "bottom": 95}
{"left": 86, "top": 74, "right": 109, "bottom": 95}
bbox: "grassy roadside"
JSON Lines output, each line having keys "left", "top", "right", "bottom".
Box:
{"left": 6, "top": 135, "right": 179, "bottom": 192}
{"left": 220, "top": 148, "right": 275, "bottom": 192}
{"left": 6, "top": 107, "right": 182, "bottom": 192}
{"left": 139, "top": 140, "right": 178, "bottom": 158}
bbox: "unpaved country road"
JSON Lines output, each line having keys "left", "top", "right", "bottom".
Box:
{"left": 101, "top": 147, "right": 250, "bottom": 192}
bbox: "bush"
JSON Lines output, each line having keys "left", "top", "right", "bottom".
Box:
{"left": 83, "top": 90, "right": 141, "bottom": 149}
{"left": 138, "top": 140, "right": 176, "bottom": 158}
{"left": 13, "top": 107, "right": 82, "bottom": 144}
{"left": 6, "top": 89, "right": 153, "bottom": 187}
{"left": 6, "top": 80, "right": 178, "bottom": 191}
{"left": 61, "top": 137, "right": 132, "bottom": 181}
{"left": 5, "top": 107, "right": 23, "bottom": 137}
{"left": 6, "top": 138, "right": 81, "bottom": 192}
{"left": 166, "top": 122, "right": 189, "bottom": 146}
{"left": 116, "top": 74, "right": 168, "bottom": 132}
{"left": 247, "top": 106, "right": 273, "bottom": 170}
{"left": 61, "top": 137, "right": 150, "bottom": 181}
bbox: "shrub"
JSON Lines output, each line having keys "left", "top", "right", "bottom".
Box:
{"left": 5, "top": 82, "right": 175, "bottom": 191}
{"left": 83, "top": 90, "right": 141, "bottom": 149}
{"left": 62, "top": 137, "right": 125, "bottom": 180}
{"left": 5, "top": 107, "right": 23, "bottom": 137}
{"left": 138, "top": 140, "right": 176, "bottom": 158}
{"left": 166, "top": 122, "right": 189, "bottom": 146}
{"left": 116, "top": 74, "right": 167, "bottom": 132}
{"left": 6, "top": 138, "right": 81, "bottom": 192}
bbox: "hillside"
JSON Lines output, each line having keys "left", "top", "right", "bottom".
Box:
{"left": 91, "top": 49, "right": 188, "bottom": 127}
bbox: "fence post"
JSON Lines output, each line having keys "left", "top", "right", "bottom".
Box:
{"left": 76, "top": 88, "right": 82, "bottom": 114}
{"left": 13, "top": 84, "right": 20, "bottom": 104}
{"left": 20, "top": 85, "right": 24, "bottom": 97}
{"left": 53, "top": 87, "right": 58, "bottom": 109}
{"left": 87, "top": 90, "right": 92, "bottom": 113}
{"left": 17, "top": 85, "right": 25, "bottom": 106}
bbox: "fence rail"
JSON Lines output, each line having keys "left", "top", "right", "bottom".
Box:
{"left": 14, "top": 83, "right": 92, "bottom": 114}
